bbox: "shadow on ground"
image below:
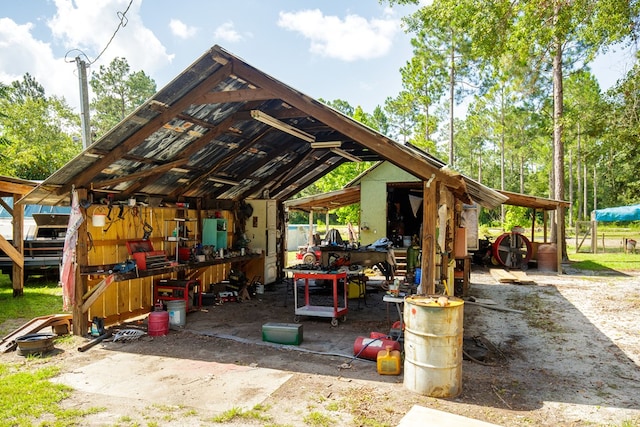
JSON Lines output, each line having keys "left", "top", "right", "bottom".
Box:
{"left": 89, "top": 268, "right": 640, "bottom": 416}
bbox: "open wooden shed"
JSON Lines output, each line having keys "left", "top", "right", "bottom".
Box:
{"left": 18, "top": 45, "right": 501, "bottom": 335}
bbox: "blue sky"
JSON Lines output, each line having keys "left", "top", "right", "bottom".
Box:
{"left": 0, "top": 0, "right": 423, "bottom": 113}
{"left": 0, "top": 0, "right": 635, "bottom": 118}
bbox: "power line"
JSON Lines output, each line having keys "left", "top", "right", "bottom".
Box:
{"left": 90, "top": 0, "right": 134, "bottom": 65}
{"left": 63, "top": 0, "right": 135, "bottom": 66}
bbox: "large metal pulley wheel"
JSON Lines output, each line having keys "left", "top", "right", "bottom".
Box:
{"left": 302, "top": 252, "right": 316, "bottom": 264}
{"left": 492, "top": 232, "right": 533, "bottom": 270}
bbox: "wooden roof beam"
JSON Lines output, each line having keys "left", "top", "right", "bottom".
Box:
{"left": 195, "top": 88, "right": 274, "bottom": 104}
{"left": 228, "top": 54, "right": 466, "bottom": 193}
{"left": 90, "top": 159, "right": 187, "bottom": 189}
{"left": 268, "top": 156, "right": 345, "bottom": 201}
{"left": 123, "top": 114, "right": 240, "bottom": 197}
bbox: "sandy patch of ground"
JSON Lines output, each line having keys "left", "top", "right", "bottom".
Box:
{"left": 2, "top": 267, "right": 640, "bottom": 426}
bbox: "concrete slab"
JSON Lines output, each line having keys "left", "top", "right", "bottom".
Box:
{"left": 398, "top": 405, "right": 503, "bottom": 427}
{"left": 52, "top": 352, "right": 292, "bottom": 412}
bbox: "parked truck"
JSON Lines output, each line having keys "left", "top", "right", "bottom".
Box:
{"left": 0, "top": 212, "right": 69, "bottom": 279}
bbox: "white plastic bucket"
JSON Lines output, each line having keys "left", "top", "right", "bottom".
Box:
{"left": 403, "top": 295, "right": 464, "bottom": 397}
{"left": 166, "top": 300, "right": 186, "bottom": 328}
{"left": 92, "top": 214, "right": 106, "bottom": 227}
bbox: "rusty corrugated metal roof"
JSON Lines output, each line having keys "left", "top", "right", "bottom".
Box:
{"left": 20, "top": 45, "right": 490, "bottom": 208}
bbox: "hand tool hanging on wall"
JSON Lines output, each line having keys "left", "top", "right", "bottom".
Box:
{"left": 103, "top": 194, "right": 114, "bottom": 219}
{"left": 142, "top": 222, "right": 153, "bottom": 240}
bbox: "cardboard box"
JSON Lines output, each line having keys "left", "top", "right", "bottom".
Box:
{"left": 262, "top": 323, "right": 303, "bottom": 345}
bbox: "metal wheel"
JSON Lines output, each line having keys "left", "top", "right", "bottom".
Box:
{"left": 302, "top": 252, "right": 316, "bottom": 264}
{"left": 330, "top": 318, "right": 338, "bottom": 327}
{"left": 293, "top": 315, "right": 300, "bottom": 323}
{"left": 492, "top": 232, "right": 532, "bottom": 269}
{"left": 341, "top": 315, "right": 347, "bottom": 322}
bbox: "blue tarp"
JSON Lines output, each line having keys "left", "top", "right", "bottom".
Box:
{"left": 593, "top": 204, "right": 640, "bottom": 222}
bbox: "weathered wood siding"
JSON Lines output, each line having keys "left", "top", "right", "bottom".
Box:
{"left": 83, "top": 205, "right": 233, "bottom": 325}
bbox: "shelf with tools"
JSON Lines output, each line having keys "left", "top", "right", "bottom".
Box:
{"left": 164, "top": 218, "right": 198, "bottom": 263}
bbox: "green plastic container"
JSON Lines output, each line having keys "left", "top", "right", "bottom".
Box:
{"left": 262, "top": 323, "right": 303, "bottom": 345}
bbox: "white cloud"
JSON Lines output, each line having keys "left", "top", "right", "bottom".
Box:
{"left": 169, "top": 19, "right": 197, "bottom": 39}
{"left": 0, "top": 18, "right": 77, "bottom": 105}
{"left": 0, "top": 0, "right": 177, "bottom": 111}
{"left": 213, "top": 21, "right": 243, "bottom": 43}
{"left": 277, "top": 9, "right": 400, "bottom": 62}
{"left": 47, "top": 0, "right": 174, "bottom": 77}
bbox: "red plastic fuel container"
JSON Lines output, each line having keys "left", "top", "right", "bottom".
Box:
{"left": 353, "top": 335, "right": 401, "bottom": 361}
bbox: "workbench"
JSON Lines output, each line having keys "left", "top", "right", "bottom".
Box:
{"left": 318, "top": 247, "right": 389, "bottom": 267}
{"left": 292, "top": 270, "right": 348, "bottom": 327}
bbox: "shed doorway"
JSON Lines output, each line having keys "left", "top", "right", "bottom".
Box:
{"left": 387, "top": 183, "right": 423, "bottom": 247}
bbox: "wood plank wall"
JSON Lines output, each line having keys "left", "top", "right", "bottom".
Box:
{"left": 84, "top": 204, "right": 233, "bottom": 325}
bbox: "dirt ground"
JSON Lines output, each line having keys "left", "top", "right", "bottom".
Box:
{"left": 2, "top": 265, "right": 640, "bottom": 427}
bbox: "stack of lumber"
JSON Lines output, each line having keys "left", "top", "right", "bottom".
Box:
{"left": 490, "top": 269, "right": 536, "bottom": 285}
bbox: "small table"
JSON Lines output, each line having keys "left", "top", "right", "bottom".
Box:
{"left": 383, "top": 294, "right": 405, "bottom": 327}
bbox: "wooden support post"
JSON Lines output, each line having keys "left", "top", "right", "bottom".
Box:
{"left": 556, "top": 205, "right": 563, "bottom": 274}
{"left": 531, "top": 208, "right": 536, "bottom": 243}
{"left": 420, "top": 177, "right": 437, "bottom": 294}
{"left": 308, "top": 210, "right": 314, "bottom": 247}
{"left": 11, "top": 195, "right": 24, "bottom": 297}
{"left": 592, "top": 219, "right": 597, "bottom": 254}
{"left": 73, "top": 188, "right": 90, "bottom": 336}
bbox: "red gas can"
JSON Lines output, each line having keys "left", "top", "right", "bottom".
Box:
{"left": 353, "top": 336, "right": 401, "bottom": 361}
{"left": 148, "top": 310, "right": 169, "bottom": 336}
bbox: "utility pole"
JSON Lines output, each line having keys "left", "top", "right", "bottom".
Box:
{"left": 449, "top": 29, "right": 455, "bottom": 168}
{"left": 76, "top": 57, "right": 91, "bottom": 149}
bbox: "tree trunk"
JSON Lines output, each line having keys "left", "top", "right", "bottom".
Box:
{"left": 449, "top": 29, "right": 455, "bottom": 167}
{"left": 593, "top": 166, "right": 597, "bottom": 212}
{"left": 583, "top": 163, "right": 588, "bottom": 218}
{"left": 569, "top": 148, "right": 573, "bottom": 228}
{"left": 520, "top": 155, "right": 524, "bottom": 194}
{"left": 552, "top": 38, "right": 567, "bottom": 261}
{"left": 500, "top": 87, "right": 505, "bottom": 228}
{"left": 577, "top": 123, "right": 583, "bottom": 220}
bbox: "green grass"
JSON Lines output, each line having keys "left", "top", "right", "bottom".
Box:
{"left": 567, "top": 251, "right": 640, "bottom": 272}
{"left": 302, "top": 411, "right": 335, "bottom": 427}
{"left": 208, "top": 404, "right": 273, "bottom": 423}
{"left": 0, "top": 275, "right": 66, "bottom": 335}
{"left": 0, "top": 276, "right": 100, "bottom": 426}
{"left": 0, "top": 363, "right": 102, "bottom": 427}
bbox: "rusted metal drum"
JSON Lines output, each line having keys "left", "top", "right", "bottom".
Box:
{"left": 537, "top": 243, "right": 558, "bottom": 272}
{"left": 403, "top": 295, "right": 464, "bottom": 397}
